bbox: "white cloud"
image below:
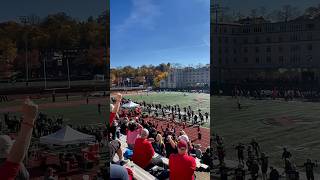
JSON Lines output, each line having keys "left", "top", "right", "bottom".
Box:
{"left": 115, "top": 0, "right": 161, "bottom": 33}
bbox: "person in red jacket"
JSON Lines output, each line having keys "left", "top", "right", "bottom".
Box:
{"left": 169, "top": 140, "right": 197, "bottom": 180}
{"left": 132, "top": 129, "right": 155, "bottom": 169}
{"left": 0, "top": 99, "right": 38, "bottom": 180}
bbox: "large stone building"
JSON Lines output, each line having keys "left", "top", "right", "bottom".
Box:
{"left": 212, "top": 16, "right": 320, "bottom": 87}
{"left": 160, "top": 65, "right": 210, "bottom": 89}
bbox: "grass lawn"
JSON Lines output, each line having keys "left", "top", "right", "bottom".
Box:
{"left": 2, "top": 104, "right": 107, "bottom": 126}
{"left": 0, "top": 95, "right": 84, "bottom": 108}
{"left": 212, "top": 96, "right": 320, "bottom": 172}
{"left": 41, "top": 104, "right": 107, "bottom": 125}
{"left": 0, "top": 95, "right": 108, "bottom": 126}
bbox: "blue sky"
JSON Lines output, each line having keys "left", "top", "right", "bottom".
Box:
{"left": 0, "top": 0, "right": 107, "bottom": 22}
{"left": 110, "top": 0, "right": 210, "bottom": 68}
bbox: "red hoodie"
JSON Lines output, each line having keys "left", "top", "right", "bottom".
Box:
{"left": 132, "top": 138, "right": 154, "bottom": 168}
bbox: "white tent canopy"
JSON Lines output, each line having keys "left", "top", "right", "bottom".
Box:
{"left": 40, "top": 126, "right": 96, "bottom": 146}
{"left": 121, "top": 101, "right": 139, "bottom": 108}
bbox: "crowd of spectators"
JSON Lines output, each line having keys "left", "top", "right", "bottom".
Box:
{"left": 108, "top": 93, "right": 211, "bottom": 180}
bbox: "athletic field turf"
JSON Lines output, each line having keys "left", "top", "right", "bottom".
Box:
{"left": 124, "top": 92, "right": 210, "bottom": 125}
{"left": 212, "top": 96, "right": 320, "bottom": 173}
{"left": 0, "top": 95, "right": 108, "bottom": 126}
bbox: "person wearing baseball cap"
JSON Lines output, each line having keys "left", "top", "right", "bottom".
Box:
{"left": 169, "top": 140, "right": 196, "bottom": 180}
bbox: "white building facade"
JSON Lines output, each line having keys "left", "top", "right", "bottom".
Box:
{"left": 160, "top": 65, "right": 210, "bottom": 89}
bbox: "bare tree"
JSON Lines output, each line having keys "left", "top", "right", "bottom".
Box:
{"left": 268, "top": 5, "right": 301, "bottom": 22}
{"left": 304, "top": 6, "right": 320, "bottom": 18}
{"left": 279, "top": 5, "right": 300, "bottom": 22}
{"left": 236, "top": 11, "right": 245, "bottom": 20}
{"left": 250, "top": 9, "right": 258, "bottom": 18}
{"left": 258, "top": 6, "right": 267, "bottom": 17}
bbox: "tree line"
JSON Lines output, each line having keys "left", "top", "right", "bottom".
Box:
{"left": 111, "top": 63, "right": 171, "bottom": 88}
{"left": 0, "top": 12, "right": 107, "bottom": 80}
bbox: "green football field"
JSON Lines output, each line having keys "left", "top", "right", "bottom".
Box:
{"left": 212, "top": 96, "right": 320, "bottom": 172}
{"left": 0, "top": 95, "right": 108, "bottom": 126}
{"left": 124, "top": 92, "right": 210, "bottom": 126}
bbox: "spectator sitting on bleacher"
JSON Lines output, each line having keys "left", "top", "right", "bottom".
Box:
{"left": 108, "top": 139, "right": 130, "bottom": 180}
{"left": 164, "top": 134, "right": 178, "bottom": 158}
{"left": 127, "top": 121, "right": 143, "bottom": 150}
{"left": 169, "top": 140, "right": 196, "bottom": 180}
{"left": 178, "top": 134, "right": 193, "bottom": 152}
{"left": 194, "top": 144, "right": 202, "bottom": 159}
{"left": 132, "top": 129, "right": 155, "bottom": 169}
{"left": 152, "top": 133, "right": 166, "bottom": 157}
{"left": 201, "top": 147, "right": 213, "bottom": 168}
{"left": 109, "top": 140, "right": 126, "bottom": 164}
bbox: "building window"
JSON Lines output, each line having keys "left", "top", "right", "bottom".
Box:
{"left": 233, "top": 38, "right": 237, "bottom": 44}
{"left": 233, "top": 58, "right": 237, "bottom": 63}
{"left": 243, "top": 38, "right": 248, "bottom": 44}
{"left": 255, "top": 37, "right": 260, "bottom": 44}
{"left": 255, "top": 47, "right": 259, "bottom": 53}
{"left": 218, "top": 58, "right": 222, "bottom": 64}
{"left": 266, "top": 46, "right": 271, "bottom": 52}
{"left": 255, "top": 57, "right": 259, "bottom": 64}
{"left": 225, "top": 37, "right": 229, "bottom": 43}
{"left": 278, "top": 46, "right": 283, "bottom": 52}
{"left": 225, "top": 47, "right": 229, "bottom": 53}
{"left": 243, "top": 57, "right": 248, "bottom": 63}
{"left": 266, "top": 56, "right": 271, "bottom": 63}
{"left": 225, "top": 58, "right": 229, "bottom": 65}
{"left": 290, "top": 45, "right": 300, "bottom": 52}
{"left": 279, "top": 56, "right": 284, "bottom": 64}
{"left": 218, "top": 37, "right": 222, "bottom": 43}
{"left": 307, "top": 33, "right": 313, "bottom": 40}
{"left": 307, "top": 44, "right": 313, "bottom": 51}
{"left": 290, "top": 34, "right": 298, "bottom": 41}
{"left": 266, "top": 37, "right": 271, "bottom": 43}
{"left": 290, "top": 56, "right": 295, "bottom": 63}
{"left": 278, "top": 36, "right": 283, "bottom": 42}
{"left": 233, "top": 48, "right": 237, "bottom": 54}
{"left": 307, "top": 24, "right": 315, "bottom": 30}
{"left": 244, "top": 47, "right": 248, "bottom": 53}
{"left": 290, "top": 56, "right": 297, "bottom": 63}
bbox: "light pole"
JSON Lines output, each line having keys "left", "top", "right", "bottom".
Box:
{"left": 19, "top": 16, "right": 29, "bottom": 86}
{"left": 66, "top": 58, "right": 71, "bottom": 88}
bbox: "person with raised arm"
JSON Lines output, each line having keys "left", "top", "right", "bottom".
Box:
{"left": 110, "top": 93, "right": 122, "bottom": 126}
{"left": 0, "top": 98, "right": 38, "bottom": 180}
